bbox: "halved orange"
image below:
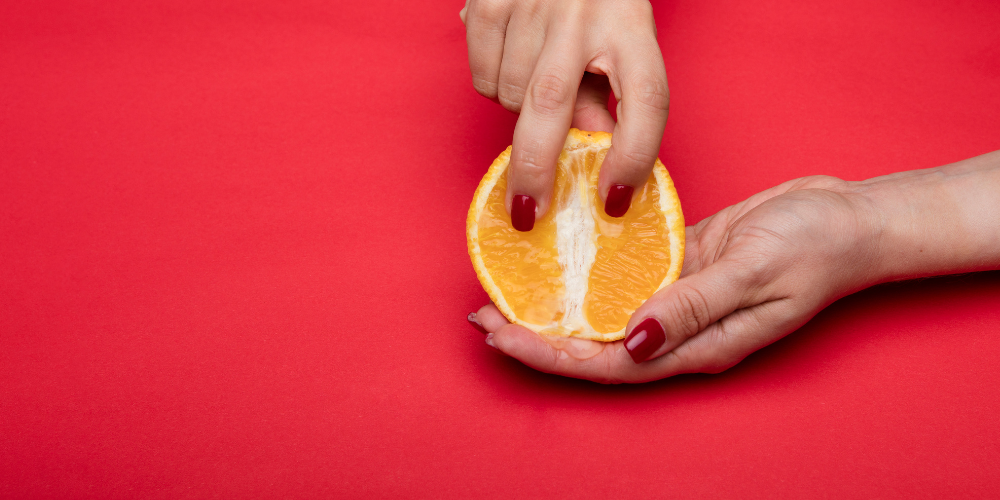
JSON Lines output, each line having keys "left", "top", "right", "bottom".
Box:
{"left": 467, "top": 129, "right": 684, "bottom": 341}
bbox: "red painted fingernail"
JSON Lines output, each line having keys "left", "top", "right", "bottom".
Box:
{"left": 511, "top": 195, "right": 536, "bottom": 232}
{"left": 467, "top": 312, "right": 488, "bottom": 335}
{"left": 605, "top": 184, "right": 634, "bottom": 217}
{"left": 624, "top": 317, "right": 665, "bottom": 363}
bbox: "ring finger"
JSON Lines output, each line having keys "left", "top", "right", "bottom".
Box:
{"left": 496, "top": 11, "right": 546, "bottom": 113}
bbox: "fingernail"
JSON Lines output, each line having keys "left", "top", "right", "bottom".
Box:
{"left": 511, "top": 195, "right": 536, "bottom": 232}
{"left": 485, "top": 332, "right": 497, "bottom": 349}
{"left": 605, "top": 184, "right": 634, "bottom": 218}
{"left": 624, "top": 317, "right": 665, "bottom": 363}
{"left": 467, "top": 312, "right": 488, "bottom": 335}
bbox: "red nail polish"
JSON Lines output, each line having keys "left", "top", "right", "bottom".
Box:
{"left": 605, "top": 184, "right": 634, "bottom": 217}
{"left": 467, "top": 312, "right": 488, "bottom": 334}
{"left": 511, "top": 195, "right": 536, "bottom": 232}
{"left": 624, "top": 317, "right": 665, "bottom": 363}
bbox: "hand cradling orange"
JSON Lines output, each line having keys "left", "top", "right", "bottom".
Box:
{"left": 467, "top": 129, "right": 684, "bottom": 341}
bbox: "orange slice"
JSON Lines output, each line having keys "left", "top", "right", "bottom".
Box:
{"left": 467, "top": 129, "right": 684, "bottom": 341}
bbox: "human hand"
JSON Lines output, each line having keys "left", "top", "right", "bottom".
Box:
{"left": 469, "top": 175, "right": 884, "bottom": 383}
{"left": 460, "top": 0, "right": 669, "bottom": 230}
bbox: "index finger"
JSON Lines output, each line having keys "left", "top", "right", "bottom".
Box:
{"left": 505, "top": 30, "right": 587, "bottom": 231}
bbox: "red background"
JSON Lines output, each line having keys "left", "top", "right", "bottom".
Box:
{"left": 3, "top": 0, "right": 1000, "bottom": 497}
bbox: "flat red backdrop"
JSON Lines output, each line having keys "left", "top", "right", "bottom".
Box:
{"left": 2, "top": 0, "right": 999, "bottom": 498}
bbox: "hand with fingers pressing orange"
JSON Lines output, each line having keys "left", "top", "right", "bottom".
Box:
{"left": 460, "top": 0, "right": 669, "bottom": 230}
{"left": 468, "top": 152, "right": 1000, "bottom": 383}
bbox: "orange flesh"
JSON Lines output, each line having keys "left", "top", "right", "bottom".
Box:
{"left": 477, "top": 168, "right": 564, "bottom": 325}
{"left": 586, "top": 171, "right": 671, "bottom": 332}
{"left": 477, "top": 146, "right": 672, "bottom": 334}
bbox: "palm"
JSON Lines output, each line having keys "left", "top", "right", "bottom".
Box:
{"left": 475, "top": 176, "right": 868, "bottom": 383}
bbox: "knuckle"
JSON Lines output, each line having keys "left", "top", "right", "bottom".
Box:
{"left": 547, "top": 346, "right": 570, "bottom": 373}
{"left": 798, "top": 174, "right": 849, "bottom": 191}
{"left": 665, "top": 285, "right": 713, "bottom": 340}
{"left": 701, "top": 346, "right": 744, "bottom": 374}
{"left": 510, "top": 160, "right": 550, "bottom": 186}
{"left": 497, "top": 81, "right": 525, "bottom": 112}
{"left": 596, "top": 353, "right": 625, "bottom": 385}
{"left": 611, "top": 1, "right": 654, "bottom": 29}
{"left": 660, "top": 349, "right": 700, "bottom": 376}
{"left": 668, "top": 343, "right": 732, "bottom": 375}
{"left": 630, "top": 76, "right": 670, "bottom": 113}
{"left": 701, "top": 355, "right": 738, "bottom": 374}
{"left": 628, "top": 0, "right": 655, "bottom": 21}
{"left": 498, "top": 97, "right": 522, "bottom": 113}
{"left": 511, "top": 146, "right": 553, "bottom": 177}
{"left": 732, "top": 253, "right": 780, "bottom": 288}
{"left": 699, "top": 323, "right": 740, "bottom": 374}
{"left": 471, "top": 0, "right": 508, "bottom": 22}
{"left": 618, "top": 147, "right": 658, "bottom": 169}
{"left": 472, "top": 76, "right": 498, "bottom": 99}
{"left": 529, "top": 72, "right": 573, "bottom": 113}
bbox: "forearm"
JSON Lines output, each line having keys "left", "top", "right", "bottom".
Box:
{"left": 853, "top": 150, "right": 1000, "bottom": 284}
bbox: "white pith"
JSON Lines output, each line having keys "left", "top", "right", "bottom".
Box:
{"left": 552, "top": 167, "right": 598, "bottom": 336}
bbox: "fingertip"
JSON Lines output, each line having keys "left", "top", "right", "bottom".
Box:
{"left": 623, "top": 317, "right": 666, "bottom": 363}
{"left": 467, "top": 312, "right": 488, "bottom": 334}
{"left": 490, "top": 324, "right": 554, "bottom": 361}
{"left": 475, "top": 303, "right": 509, "bottom": 332}
{"left": 598, "top": 142, "right": 659, "bottom": 202}
{"left": 604, "top": 184, "right": 634, "bottom": 217}
{"left": 510, "top": 194, "right": 536, "bottom": 232}
{"left": 505, "top": 141, "right": 555, "bottom": 226}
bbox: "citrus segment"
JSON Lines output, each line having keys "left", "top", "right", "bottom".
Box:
{"left": 476, "top": 164, "right": 564, "bottom": 326}
{"left": 586, "top": 170, "right": 674, "bottom": 333}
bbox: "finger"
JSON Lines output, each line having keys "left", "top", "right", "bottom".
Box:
{"left": 476, "top": 302, "right": 616, "bottom": 374}
{"left": 599, "top": 37, "right": 669, "bottom": 217}
{"left": 570, "top": 72, "right": 615, "bottom": 133}
{"left": 490, "top": 295, "right": 809, "bottom": 384}
{"left": 622, "top": 258, "right": 761, "bottom": 364}
{"left": 495, "top": 12, "right": 545, "bottom": 113}
{"left": 506, "top": 29, "right": 588, "bottom": 228}
{"left": 465, "top": 0, "right": 513, "bottom": 100}
{"left": 459, "top": 0, "right": 470, "bottom": 24}
{"left": 627, "top": 296, "right": 812, "bottom": 381}
{"left": 678, "top": 226, "right": 703, "bottom": 278}
{"left": 475, "top": 303, "right": 509, "bottom": 333}
{"left": 488, "top": 323, "right": 626, "bottom": 383}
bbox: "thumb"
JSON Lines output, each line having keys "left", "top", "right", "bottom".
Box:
{"left": 622, "top": 259, "right": 757, "bottom": 363}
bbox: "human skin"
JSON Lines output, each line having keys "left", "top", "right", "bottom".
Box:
{"left": 460, "top": 0, "right": 669, "bottom": 230}
{"left": 468, "top": 151, "right": 1000, "bottom": 383}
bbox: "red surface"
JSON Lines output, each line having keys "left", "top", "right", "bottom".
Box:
{"left": 2, "top": 0, "right": 1000, "bottom": 497}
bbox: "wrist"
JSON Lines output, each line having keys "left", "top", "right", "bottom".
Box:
{"left": 849, "top": 150, "right": 1000, "bottom": 285}
{"left": 825, "top": 185, "right": 888, "bottom": 296}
